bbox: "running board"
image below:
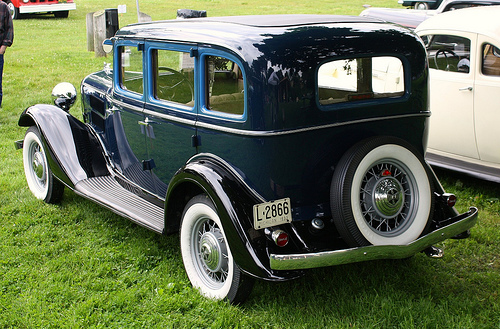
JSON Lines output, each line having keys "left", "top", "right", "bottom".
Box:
{"left": 74, "top": 176, "right": 164, "bottom": 233}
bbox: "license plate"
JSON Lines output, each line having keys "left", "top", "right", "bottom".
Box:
{"left": 253, "top": 198, "right": 292, "bottom": 229}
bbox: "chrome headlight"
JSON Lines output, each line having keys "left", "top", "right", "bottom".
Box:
{"left": 52, "top": 82, "right": 77, "bottom": 112}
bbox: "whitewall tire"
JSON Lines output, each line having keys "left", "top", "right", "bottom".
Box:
{"left": 331, "top": 137, "right": 433, "bottom": 247}
{"left": 180, "top": 194, "right": 254, "bottom": 303}
{"left": 23, "top": 126, "right": 64, "bottom": 204}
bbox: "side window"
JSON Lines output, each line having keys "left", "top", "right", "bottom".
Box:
{"left": 482, "top": 43, "right": 500, "bottom": 76}
{"left": 119, "top": 45, "right": 144, "bottom": 94}
{"left": 426, "top": 35, "right": 471, "bottom": 73}
{"left": 153, "top": 49, "right": 195, "bottom": 106}
{"left": 318, "top": 56, "right": 404, "bottom": 105}
{"left": 205, "top": 55, "right": 244, "bottom": 116}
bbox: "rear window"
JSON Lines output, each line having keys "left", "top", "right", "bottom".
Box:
{"left": 318, "top": 56, "right": 404, "bottom": 106}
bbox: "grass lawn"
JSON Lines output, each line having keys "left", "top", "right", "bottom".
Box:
{"left": 1, "top": 0, "right": 499, "bottom": 328}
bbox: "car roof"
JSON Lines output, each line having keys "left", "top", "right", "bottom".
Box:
{"left": 116, "top": 14, "right": 388, "bottom": 46}
{"left": 416, "top": 5, "right": 500, "bottom": 38}
{"left": 121, "top": 14, "right": 379, "bottom": 30}
{"left": 115, "top": 14, "right": 409, "bottom": 63}
{"left": 437, "top": 0, "right": 500, "bottom": 11}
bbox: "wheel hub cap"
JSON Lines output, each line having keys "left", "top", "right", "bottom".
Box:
{"left": 33, "top": 151, "right": 46, "bottom": 181}
{"left": 199, "top": 229, "right": 227, "bottom": 273}
{"left": 373, "top": 177, "right": 404, "bottom": 218}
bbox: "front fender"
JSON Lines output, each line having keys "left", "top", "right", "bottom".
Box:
{"left": 165, "top": 154, "right": 303, "bottom": 281}
{"left": 18, "top": 104, "right": 107, "bottom": 187}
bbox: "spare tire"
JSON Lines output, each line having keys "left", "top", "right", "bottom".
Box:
{"left": 330, "top": 136, "right": 434, "bottom": 247}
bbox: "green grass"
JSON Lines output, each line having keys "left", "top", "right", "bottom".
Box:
{"left": 1, "top": 0, "right": 499, "bottom": 328}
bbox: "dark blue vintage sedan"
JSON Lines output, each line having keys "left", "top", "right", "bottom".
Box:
{"left": 17, "top": 15, "right": 477, "bottom": 303}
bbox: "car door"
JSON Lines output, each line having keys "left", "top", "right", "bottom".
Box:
{"left": 141, "top": 42, "right": 198, "bottom": 199}
{"left": 473, "top": 36, "right": 500, "bottom": 164}
{"left": 108, "top": 40, "right": 159, "bottom": 194}
{"left": 424, "top": 32, "right": 479, "bottom": 160}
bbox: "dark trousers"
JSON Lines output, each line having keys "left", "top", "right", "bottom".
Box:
{"left": 0, "top": 54, "right": 4, "bottom": 107}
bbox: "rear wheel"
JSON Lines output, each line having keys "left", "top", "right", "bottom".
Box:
{"left": 414, "top": 2, "right": 429, "bottom": 10}
{"left": 180, "top": 194, "right": 254, "bottom": 304}
{"left": 23, "top": 126, "right": 64, "bottom": 204}
{"left": 331, "top": 137, "right": 433, "bottom": 247}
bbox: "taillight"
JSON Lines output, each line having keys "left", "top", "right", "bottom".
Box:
{"left": 442, "top": 193, "right": 457, "bottom": 207}
{"left": 271, "top": 230, "right": 289, "bottom": 247}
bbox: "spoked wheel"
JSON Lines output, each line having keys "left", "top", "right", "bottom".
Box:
{"left": 180, "top": 194, "right": 254, "bottom": 304}
{"left": 23, "top": 126, "right": 64, "bottom": 203}
{"left": 331, "top": 137, "right": 433, "bottom": 247}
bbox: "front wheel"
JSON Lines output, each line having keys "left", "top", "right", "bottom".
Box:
{"left": 6, "top": 1, "right": 19, "bottom": 20}
{"left": 331, "top": 137, "right": 433, "bottom": 247}
{"left": 23, "top": 126, "right": 64, "bottom": 204}
{"left": 180, "top": 194, "right": 254, "bottom": 304}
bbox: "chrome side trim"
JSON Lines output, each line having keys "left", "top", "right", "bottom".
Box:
{"left": 270, "top": 207, "right": 478, "bottom": 270}
{"left": 85, "top": 82, "right": 429, "bottom": 137}
{"left": 196, "top": 113, "right": 430, "bottom": 137}
{"left": 109, "top": 97, "right": 144, "bottom": 114}
{"left": 426, "top": 151, "right": 500, "bottom": 184}
{"left": 143, "top": 108, "right": 196, "bottom": 127}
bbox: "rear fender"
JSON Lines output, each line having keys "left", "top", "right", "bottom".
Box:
{"left": 165, "top": 154, "right": 302, "bottom": 281}
{"left": 18, "top": 104, "right": 108, "bottom": 188}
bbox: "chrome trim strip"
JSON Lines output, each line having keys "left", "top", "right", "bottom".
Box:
{"left": 84, "top": 82, "right": 429, "bottom": 137}
{"left": 270, "top": 207, "right": 478, "bottom": 270}
{"left": 143, "top": 108, "right": 196, "bottom": 127}
{"left": 109, "top": 97, "right": 144, "bottom": 114}
{"left": 196, "top": 112, "right": 429, "bottom": 137}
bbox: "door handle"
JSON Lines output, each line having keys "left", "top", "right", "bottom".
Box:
{"left": 459, "top": 86, "right": 473, "bottom": 91}
{"left": 138, "top": 117, "right": 159, "bottom": 126}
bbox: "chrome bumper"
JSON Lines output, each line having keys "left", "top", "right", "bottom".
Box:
{"left": 19, "top": 3, "right": 76, "bottom": 14}
{"left": 270, "top": 207, "right": 478, "bottom": 270}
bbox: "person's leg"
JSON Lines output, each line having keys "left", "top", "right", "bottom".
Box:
{"left": 0, "top": 54, "right": 4, "bottom": 107}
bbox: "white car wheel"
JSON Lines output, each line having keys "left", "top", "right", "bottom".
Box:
{"left": 414, "top": 2, "right": 429, "bottom": 10}
{"left": 331, "top": 137, "right": 433, "bottom": 247}
{"left": 180, "top": 194, "right": 253, "bottom": 303}
{"left": 23, "top": 126, "right": 64, "bottom": 203}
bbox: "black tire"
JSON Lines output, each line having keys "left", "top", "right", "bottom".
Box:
{"left": 23, "top": 126, "right": 64, "bottom": 204}
{"left": 54, "top": 10, "right": 69, "bottom": 18}
{"left": 331, "top": 137, "right": 434, "bottom": 247}
{"left": 180, "top": 194, "right": 254, "bottom": 304}
{"left": 6, "top": 1, "right": 19, "bottom": 20}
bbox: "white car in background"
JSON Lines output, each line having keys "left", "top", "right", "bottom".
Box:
{"left": 416, "top": 6, "right": 500, "bottom": 182}
{"left": 360, "top": 0, "right": 500, "bottom": 29}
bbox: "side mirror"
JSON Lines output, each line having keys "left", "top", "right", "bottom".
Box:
{"left": 52, "top": 82, "right": 77, "bottom": 112}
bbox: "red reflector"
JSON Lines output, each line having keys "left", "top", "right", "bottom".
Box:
{"left": 272, "top": 230, "right": 289, "bottom": 247}
{"left": 381, "top": 169, "right": 391, "bottom": 176}
{"left": 446, "top": 194, "right": 457, "bottom": 207}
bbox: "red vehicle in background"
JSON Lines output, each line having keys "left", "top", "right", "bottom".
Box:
{"left": 3, "top": 0, "right": 76, "bottom": 19}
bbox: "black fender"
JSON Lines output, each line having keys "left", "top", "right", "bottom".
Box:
{"left": 18, "top": 104, "right": 108, "bottom": 188}
{"left": 165, "top": 154, "right": 303, "bottom": 281}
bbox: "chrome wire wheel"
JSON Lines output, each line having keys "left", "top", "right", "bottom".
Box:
{"left": 331, "top": 137, "right": 433, "bottom": 247}
{"left": 192, "top": 215, "right": 229, "bottom": 289}
{"left": 180, "top": 194, "right": 254, "bottom": 303}
{"left": 358, "top": 160, "right": 418, "bottom": 238}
